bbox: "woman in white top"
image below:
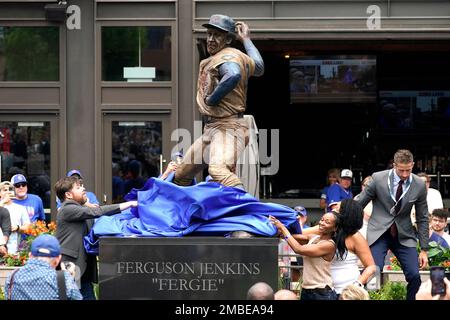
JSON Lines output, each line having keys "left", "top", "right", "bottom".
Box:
{"left": 270, "top": 212, "right": 338, "bottom": 300}
{"left": 302, "top": 199, "right": 376, "bottom": 297}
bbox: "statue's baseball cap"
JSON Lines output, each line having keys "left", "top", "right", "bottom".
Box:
{"left": 202, "top": 14, "right": 235, "bottom": 33}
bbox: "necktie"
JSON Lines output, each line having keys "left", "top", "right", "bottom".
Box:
{"left": 395, "top": 180, "right": 404, "bottom": 213}
{"left": 390, "top": 180, "right": 404, "bottom": 238}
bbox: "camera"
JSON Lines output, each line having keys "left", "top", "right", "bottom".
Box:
{"left": 8, "top": 185, "right": 15, "bottom": 199}
{"left": 430, "top": 266, "right": 446, "bottom": 296}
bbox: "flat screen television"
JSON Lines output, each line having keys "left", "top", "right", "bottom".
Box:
{"left": 379, "top": 91, "right": 450, "bottom": 130}
{"left": 289, "top": 55, "right": 377, "bottom": 103}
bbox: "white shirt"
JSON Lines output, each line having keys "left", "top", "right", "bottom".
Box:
{"left": 410, "top": 187, "right": 444, "bottom": 225}
{"left": 4, "top": 203, "right": 30, "bottom": 254}
{"left": 441, "top": 232, "right": 450, "bottom": 247}
{"left": 426, "top": 188, "right": 444, "bottom": 214}
{"left": 0, "top": 228, "right": 4, "bottom": 246}
{"left": 331, "top": 250, "right": 360, "bottom": 294}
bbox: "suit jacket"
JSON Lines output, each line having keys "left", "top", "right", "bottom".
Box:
{"left": 56, "top": 200, "right": 121, "bottom": 283}
{"left": 356, "top": 170, "right": 429, "bottom": 250}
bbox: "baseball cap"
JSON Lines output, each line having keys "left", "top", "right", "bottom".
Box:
{"left": 294, "top": 205, "right": 307, "bottom": 217}
{"left": 11, "top": 174, "right": 27, "bottom": 185}
{"left": 341, "top": 169, "right": 353, "bottom": 179}
{"left": 67, "top": 169, "right": 83, "bottom": 178}
{"left": 31, "top": 234, "right": 61, "bottom": 257}
{"left": 202, "top": 14, "right": 235, "bottom": 33}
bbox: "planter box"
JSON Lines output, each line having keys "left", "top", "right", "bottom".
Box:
{"left": 382, "top": 268, "right": 450, "bottom": 284}
{"left": 0, "top": 267, "right": 20, "bottom": 290}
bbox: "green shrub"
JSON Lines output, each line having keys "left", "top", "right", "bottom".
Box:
{"left": 369, "top": 281, "right": 407, "bottom": 300}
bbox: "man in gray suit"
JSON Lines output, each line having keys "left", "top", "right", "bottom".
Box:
{"left": 55, "top": 176, "right": 137, "bottom": 300}
{"left": 356, "top": 149, "right": 429, "bottom": 300}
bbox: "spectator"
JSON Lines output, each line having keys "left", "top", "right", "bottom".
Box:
{"left": 294, "top": 205, "right": 309, "bottom": 229}
{"left": 418, "top": 172, "right": 444, "bottom": 214}
{"left": 246, "top": 282, "right": 274, "bottom": 300}
{"left": 270, "top": 212, "right": 338, "bottom": 300}
{"left": 354, "top": 175, "right": 374, "bottom": 239}
{"left": 302, "top": 199, "right": 376, "bottom": 298}
{"left": 5, "top": 234, "right": 82, "bottom": 300}
{"left": 274, "top": 289, "right": 298, "bottom": 300}
{"left": 57, "top": 169, "right": 99, "bottom": 209}
{"left": 55, "top": 176, "right": 137, "bottom": 300}
{"left": 0, "top": 181, "right": 31, "bottom": 254}
{"left": 326, "top": 169, "right": 353, "bottom": 211}
{"left": 112, "top": 162, "right": 125, "bottom": 203}
{"left": 159, "top": 152, "right": 183, "bottom": 181}
{"left": 11, "top": 174, "right": 45, "bottom": 222}
{"left": 320, "top": 168, "right": 340, "bottom": 212}
{"left": 429, "top": 209, "right": 450, "bottom": 248}
{"left": 411, "top": 172, "right": 444, "bottom": 226}
{"left": 123, "top": 160, "right": 146, "bottom": 195}
{"left": 339, "top": 284, "right": 370, "bottom": 300}
{"left": 0, "top": 206, "right": 11, "bottom": 256}
{"left": 416, "top": 278, "right": 450, "bottom": 300}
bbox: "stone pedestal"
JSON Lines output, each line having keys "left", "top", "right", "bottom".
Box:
{"left": 99, "top": 237, "right": 278, "bottom": 300}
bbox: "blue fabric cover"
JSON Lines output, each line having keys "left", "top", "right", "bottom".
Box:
{"left": 84, "top": 176, "right": 300, "bottom": 254}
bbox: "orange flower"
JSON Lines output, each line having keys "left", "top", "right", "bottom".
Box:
{"left": 2, "top": 221, "right": 58, "bottom": 267}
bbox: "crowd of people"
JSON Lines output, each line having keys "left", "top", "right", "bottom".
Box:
{"left": 0, "top": 11, "right": 449, "bottom": 302}
{"left": 0, "top": 149, "right": 448, "bottom": 301}
{"left": 275, "top": 149, "right": 450, "bottom": 300}
{"left": 0, "top": 169, "right": 138, "bottom": 300}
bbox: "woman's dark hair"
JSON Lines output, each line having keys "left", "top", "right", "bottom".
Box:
{"left": 334, "top": 199, "right": 364, "bottom": 260}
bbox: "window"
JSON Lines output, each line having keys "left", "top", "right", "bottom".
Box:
{"left": 0, "top": 122, "right": 51, "bottom": 208}
{"left": 102, "top": 26, "right": 171, "bottom": 82}
{"left": 111, "top": 121, "right": 162, "bottom": 202}
{"left": 0, "top": 27, "right": 59, "bottom": 81}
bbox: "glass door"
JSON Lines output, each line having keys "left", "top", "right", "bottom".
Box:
{"left": 102, "top": 114, "right": 171, "bottom": 204}
{"left": 0, "top": 115, "right": 59, "bottom": 221}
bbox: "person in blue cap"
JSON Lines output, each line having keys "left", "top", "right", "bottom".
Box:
{"left": 294, "top": 205, "right": 310, "bottom": 229}
{"left": 54, "top": 176, "right": 138, "bottom": 300}
{"left": 173, "top": 14, "right": 264, "bottom": 190}
{"left": 11, "top": 174, "right": 45, "bottom": 222}
{"left": 5, "top": 234, "right": 82, "bottom": 300}
{"left": 159, "top": 152, "right": 183, "bottom": 181}
{"left": 56, "top": 169, "right": 99, "bottom": 210}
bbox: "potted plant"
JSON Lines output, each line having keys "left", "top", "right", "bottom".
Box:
{"left": 369, "top": 281, "right": 407, "bottom": 300}
{"left": 0, "top": 221, "right": 56, "bottom": 288}
{"left": 383, "top": 241, "right": 450, "bottom": 283}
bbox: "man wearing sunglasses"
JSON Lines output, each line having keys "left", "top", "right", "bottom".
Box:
{"left": 11, "top": 174, "right": 45, "bottom": 222}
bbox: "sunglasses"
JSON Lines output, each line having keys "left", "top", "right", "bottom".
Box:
{"left": 14, "top": 183, "right": 27, "bottom": 188}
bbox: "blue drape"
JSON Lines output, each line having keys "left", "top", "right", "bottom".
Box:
{"left": 84, "top": 177, "right": 300, "bottom": 254}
